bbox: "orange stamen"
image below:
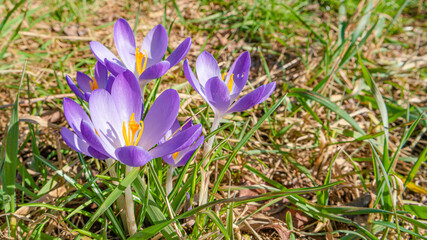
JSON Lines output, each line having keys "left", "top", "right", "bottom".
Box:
{"left": 122, "top": 113, "right": 144, "bottom": 146}
{"left": 172, "top": 152, "right": 179, "bottom": 160}
{"left": 227, "top": 74, "right": 234, "bottom": 93}
{"left": 90, "top": 77, "right": 99, "bottom": 91}
{"left": 135, "top": 48, "right": 148, "bottom": 75}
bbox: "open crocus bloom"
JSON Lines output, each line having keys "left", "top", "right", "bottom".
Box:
{"left": 66, "top": 61, "right": 114, "bottom": 102}
{"left": 61, "top": 70, "right": 202, "bottom": 167}
{"left": 183, "top": 51, "right": 276, "bottom": 117}
{"left": 90, "top": 18, "right": 191, "bottom": 87}
{"left": 160, "top": 119, "right": 204, "bottom": 167}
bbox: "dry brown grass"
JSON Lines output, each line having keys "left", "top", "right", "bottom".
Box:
{"left": 0, "top": 0, "right": 426, "bottom": 239}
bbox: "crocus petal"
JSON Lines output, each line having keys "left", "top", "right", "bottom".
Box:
{"left": 84, "top": 92, "right": 91, "bottom": 101}
{"left": 137, "top": 89, "right": 179, "bottom": 150}
{"left": 226, "top": 85, "right": 266, "bottom": 114}
{"left": 80, "top": 120, "right": 115, "bottom": 158}
{"left": 161, "top": 154, "right": 175, "bottom": 166}
{"left": 205, "top": 76, "right": 230, "bottom": 115}
{"left": 166, "top": 37, "right": 191, "bottom": 67}
{"left": 90, "top": 41, "right": 124, "bottom": 67}
{"left": 104, "top": 58, "right": 127, "bottom": 76}
{"left": 138, "top": 61, "right": 170, "bottom": 85}
{"left": 105, "top": 75, "right": 116, "bottom": 93}
{"left": 181, "top": 118, "right": 193, "bottom": 131}
{"left": 196, "top": 51, "right": 221, "bottom": 86}
{"left": 114, "top": 18, "right": 136, "bottom": 72}
{"left": 183, "top": 59, "right": 206, "bottom": 99}
{"left": 88, "top": 147, "right": 110, "bottom": 160}
{"left": 163, "top": 135, "right": 204, "bottom": 167}
{"left": 95, "top": 61, "right": 109, "bottom": 89}
{"left": 61, "top": 127, "right": 91, "bottom": 156}
{"left": 89, "top": 89, "right": 123, "bottom": 147}
{"left": 62, "top": 128, "right": 107, "bottom": 159}
{"left": 66, "top": 75, "right": 85, "bottom": 100}
{"left": 227, "top": 51, "right": 251, "bottom": 101}
{"left": 141, "top": 24, "right": 168, "bottom": 68}
{"left": 167, "top": 118, "right": 181, "bottom": 137}
{"left": 257, "top": 82, "right": 276, "bottom": 104}
{"left": 76, "top": 72, "right": 93, "bottom": 93}
{"left": 176, "top": 135, "right": 204, "bottom": 166}
{"left": 111, "top": 70, "right": 143, "bottom": 123}
{"left": 63, "top": 98, "right": 91, "bottom": 137}
{"left": 149, "top": 124, "right": 202, "bottom": 158}
{"left": 159, "top": 119, "right": 181, "bottom": 145}
{"left": 115, "top": 146, "right": 153, "bottom": 167}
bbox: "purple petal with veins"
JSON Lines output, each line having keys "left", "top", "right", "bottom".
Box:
{"left": 196, "top": 51, "right": 221, "bottom": 86}
{"left": 166, "top": 37, "right": 191, "bottom": 67}
{"left": 66, "top": 75, "right": 85, "bottom": 100}
{"left": 115, "top": 146, "right": 153, "bottom": 167}
{"left": 114, "top": 18, "right": 136, "bottom": 72}
{"left": 137, "top": 89, "right": 180, "bottom": 150}
{"left": 140, "top": 24, "right": 168, "bottom": 69}
{"left": 204, "top": 76, "right": 230, "bottom": 115}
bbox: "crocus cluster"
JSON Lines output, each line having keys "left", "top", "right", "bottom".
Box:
{"left": 61, "top": 17, "right": 276, "bottom": 236}
{"left": 62, "top": 17, "right": 275, "bottom": 169}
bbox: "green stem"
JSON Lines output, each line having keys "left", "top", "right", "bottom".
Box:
{"left": 166, "top": 166, "right": 175, "bottom": 196}
{"left": 202, "top": 114, "right": 222, "bottom": 164}
{"left": 200, "top": 114, "right": 222, "bottom": 205}
{"left": 105, "top": 158, "right": 128, "bottom": 233}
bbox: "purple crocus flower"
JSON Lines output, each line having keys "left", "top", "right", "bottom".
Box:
{"left": 160, "top": 119, "right": 204, "bottom": 167}
{"left": 90, "top": 18, "right": 191, "bottom": 87}
{"left": 66, "top": 61, "right": 115, "bottom": 101}
{"left": 183, "top": 51, "right": 276, "bottom": 117}
{"left": 61, "top": 70, "right": 201, "bottom": 167}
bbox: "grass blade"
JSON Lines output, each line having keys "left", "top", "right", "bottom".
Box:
{"left": 132, "top": 175, "right": 180, "bottom": 240}
{"left": 211, "top": 94, "right": 287, "bottom": 196}
{"left": 82, "top": 167, "right": 141, "bottom": 232}
{"left": 289, "top": 89, "right": 365, "bottom": 134}
{"left": 405, "top": 145, "right": 427, "bottom": 188}
{"left": 1, "top": 62, "right": 25, "bottom": 237}
{"left": 129, "top": 181, "right": 342, "bottom": 240}
{"left": 0, "top": 0, "right": 26, "bottom": 33}
{"left": 204, "top": 210, "right": 229, "bottom": 240}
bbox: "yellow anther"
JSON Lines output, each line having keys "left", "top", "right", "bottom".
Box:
{"left": 129, "top": 113, "right": 139, "bottom": 133}
{"left": 122, "top": 122, "right": 130, "bottom": 146}
{"left": 134, "top": 121, "right": 144, "bottom": 146}
{"left": 227, "top": 74, "right": 234, "bottom": 93}
{"left": 221, "top": 72, "right": 227, "bottom": 81}
{"left": 135, "top": 48, "right": 148, "bottom": 75}
{"left": 122, "top": 113, "right": 144, "bottom": 146}
{"left": 90, "top": 77, "right": 99, "bottom": 91}
{"left": 172, "top": 152, "right": 179, "bottom": 160}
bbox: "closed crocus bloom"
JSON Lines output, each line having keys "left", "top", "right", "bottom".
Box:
{"left": 90, "top": 18, "right": 191, "bottom": 87}
{"left": 183, "top": 51, "right": 276, "bottom": 117}
{"left": 66, "top": 61, "right": 114, "bottom": 101}
{"left": 61, "top": 70, "right": 202, "bottom": 167}
{"left": 160, "top": 119, "right": 204, "bottom": 167}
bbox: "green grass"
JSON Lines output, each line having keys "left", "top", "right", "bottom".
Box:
{"left": 1, "top": 0, "right": 426, "bottom": 239}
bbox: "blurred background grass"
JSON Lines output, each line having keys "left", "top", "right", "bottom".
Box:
{"left": 0, "top": 0, "right": 426, "bottom": 239}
